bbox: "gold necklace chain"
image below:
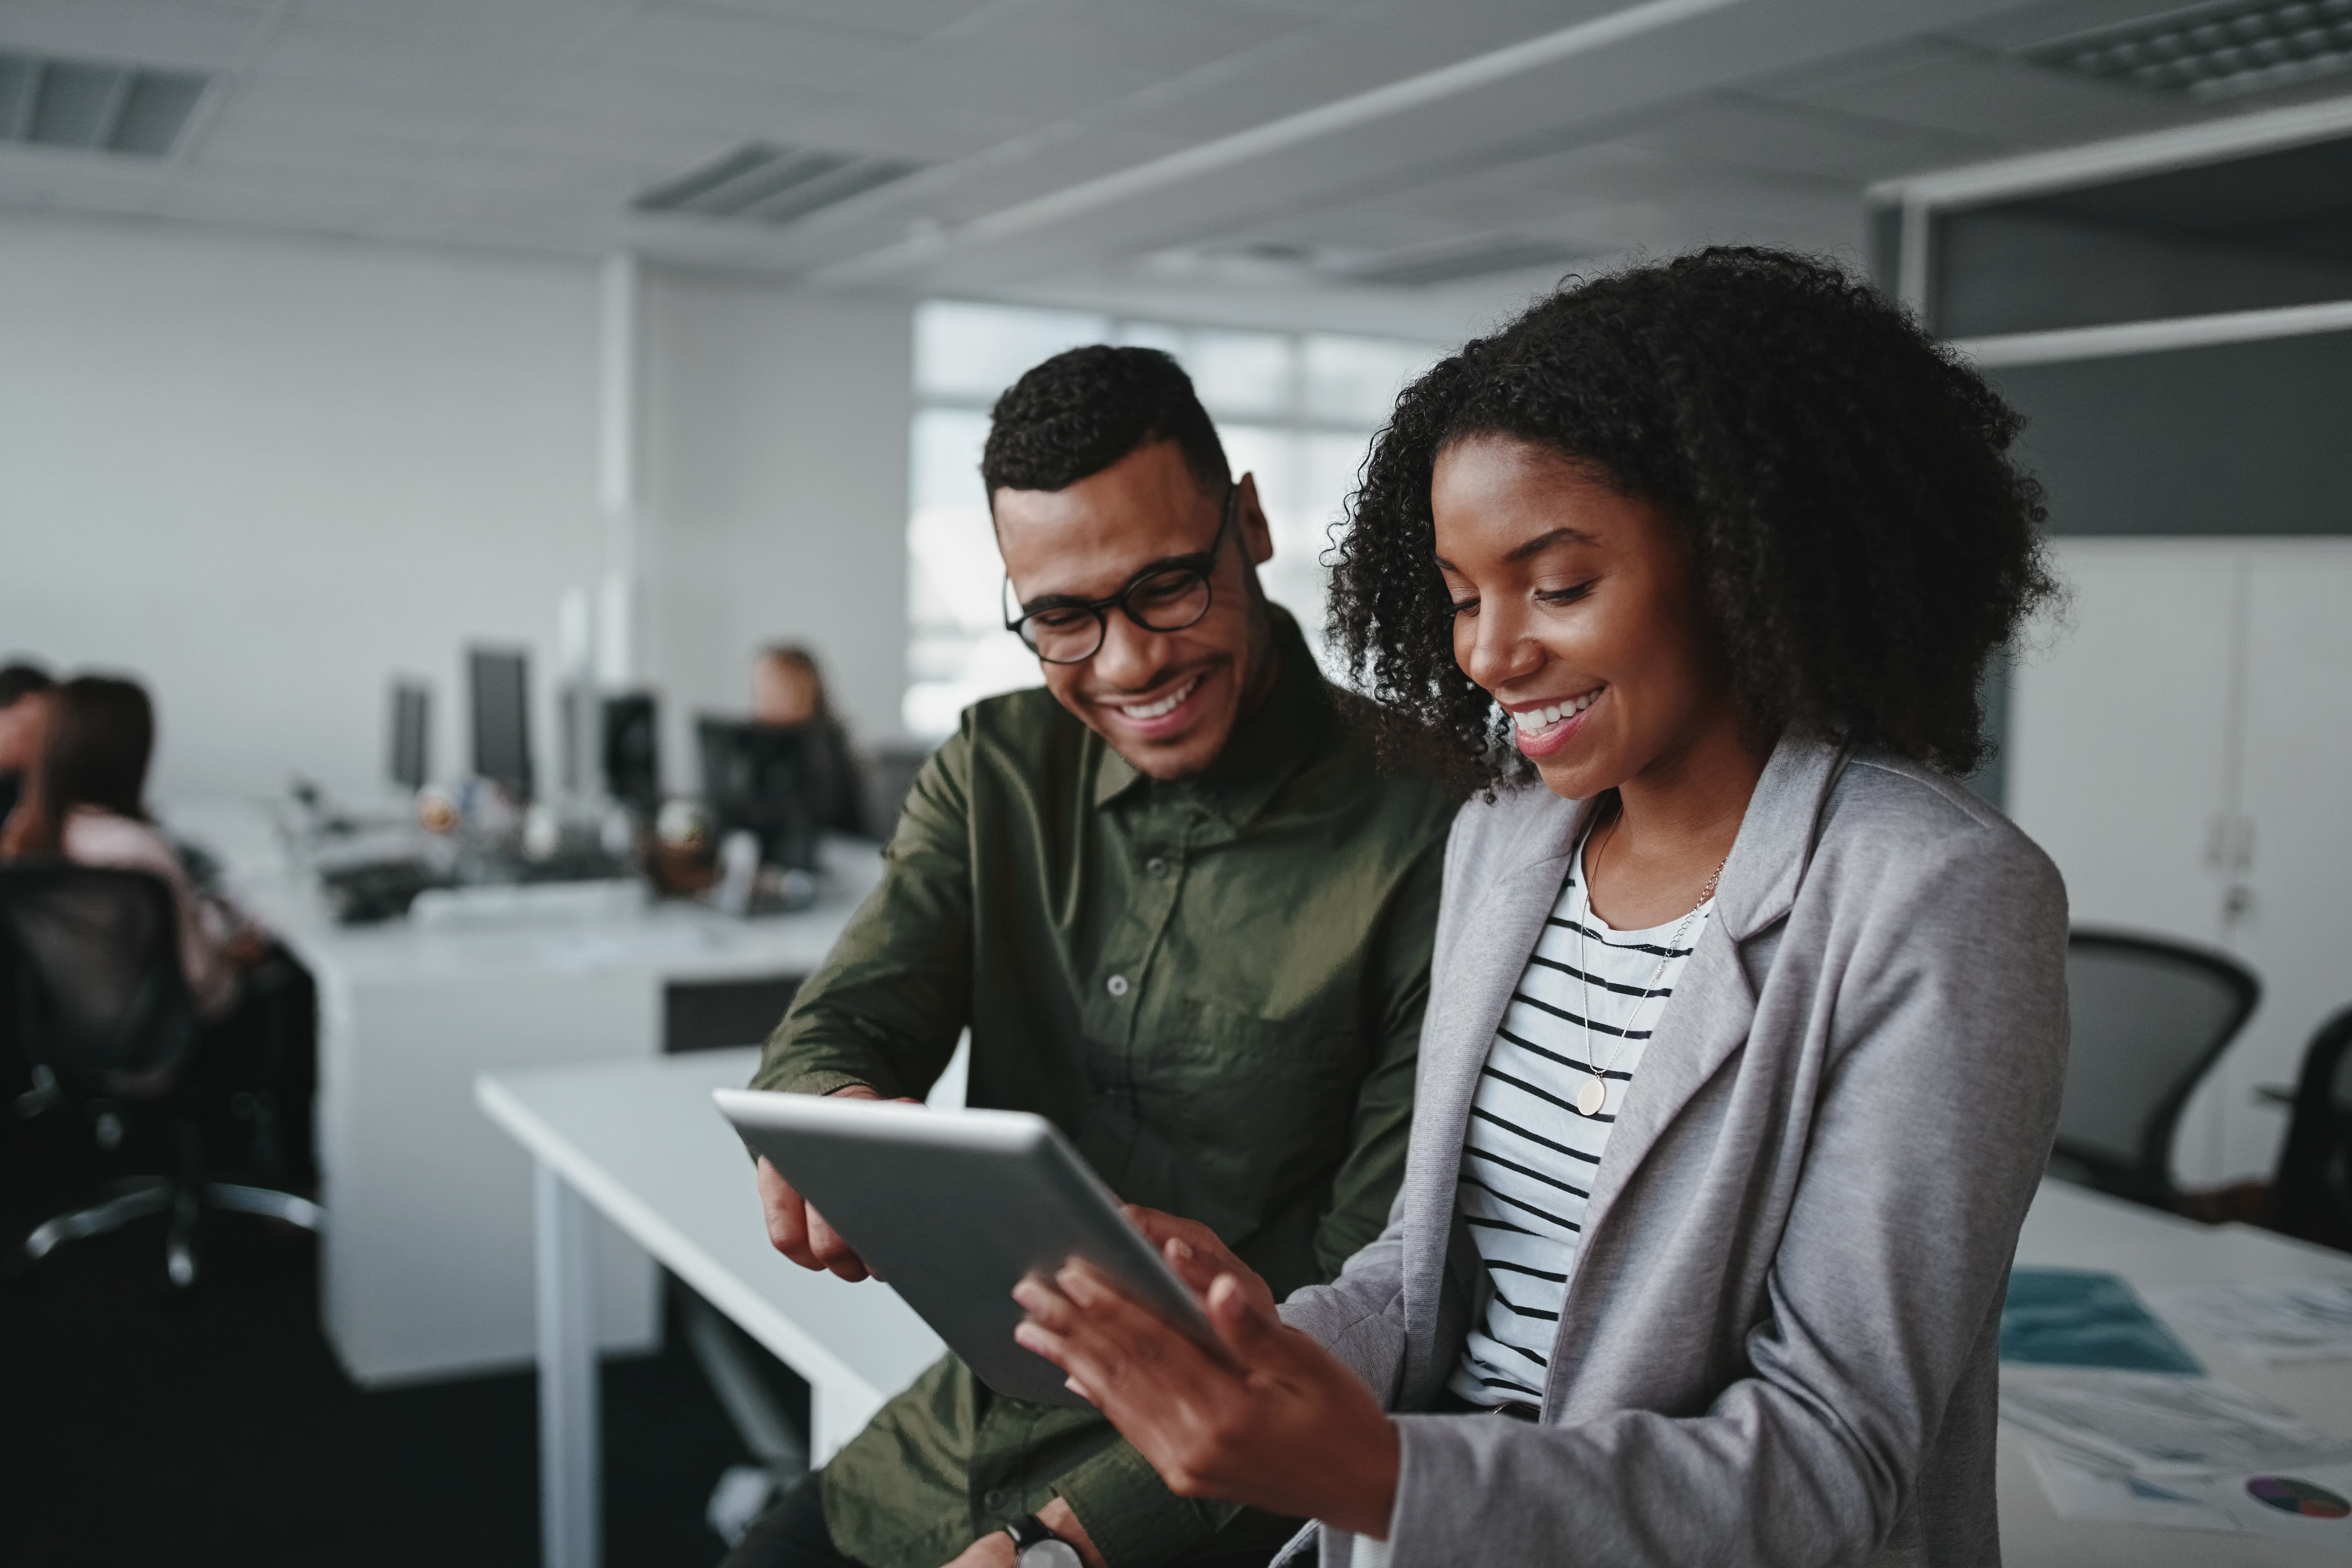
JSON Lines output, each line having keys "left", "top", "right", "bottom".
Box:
{"left": 1571, "top": 814, "right": 1726, "bottom": 1118}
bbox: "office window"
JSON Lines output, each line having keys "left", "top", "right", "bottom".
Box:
{"left": 904, "top": 299, "right": 1442, "bottom": 739}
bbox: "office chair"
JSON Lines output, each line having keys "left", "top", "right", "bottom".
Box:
{"left": 0, "top": 863, "right": 321, "bottom": 1288}
{"left": 2267, "top": 1006, "right": 2352, "bottom": 1253}
{"left": 2047, "top": 928, "right": 2261, "bottom": 1212}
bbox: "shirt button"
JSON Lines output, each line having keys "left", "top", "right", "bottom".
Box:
{"left": 1145, "top": 857, "right": 1170, "bottom": 877}
{"left": 1106, "top": 974, "right": 1130, "bottom": 997}
{"left": 983, "top": 1487, "right": 1009, "bottom": 1510}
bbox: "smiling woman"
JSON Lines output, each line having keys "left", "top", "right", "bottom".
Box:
{"left": 1332, "top": 245, "right": 2056, "bottom": 800}
{"left": 1012, "top": 249, "right": 2076, "bottom": 1568}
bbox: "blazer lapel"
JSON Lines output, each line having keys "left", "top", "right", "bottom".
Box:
{"left": 1401, "top": 789, "right": 1590, "bottom": 1356}
{"left": 1570, "top": 737, "right": 1847, "bottom": 1268}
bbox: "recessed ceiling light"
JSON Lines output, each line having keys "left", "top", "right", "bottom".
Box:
{"left": 0, "top": 49, "right": 208, "bottom": 156}
{"left": 2023, "top": 0, "right": 2352, "bottom": 100}
{"left": 633, "top": 142, "right": 925, "bottom": 227}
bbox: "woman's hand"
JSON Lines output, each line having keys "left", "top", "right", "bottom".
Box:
{"left": 1011, "top": 1248, "right": 1400, "bottom": 1539}
{"left": 1117, "top": 1206, "right": 1277, "bottom": 1321}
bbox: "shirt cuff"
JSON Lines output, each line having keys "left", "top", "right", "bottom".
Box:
{"left": 1052, "top": 1439, "right": 1235, "bottom": 1568}
{"left": 747, "top": 1064, "right": 878, "bottom": 1098}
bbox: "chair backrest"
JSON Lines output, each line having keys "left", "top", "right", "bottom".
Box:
{"left": 2269, "top": 1006, "right": 2352, "bottom": 1251}
{"left": 0, "top": 862, "right": 199, "bottom": 1099}
{"left": 2054, "top": 929, "right": 2260, "bottom": 1204}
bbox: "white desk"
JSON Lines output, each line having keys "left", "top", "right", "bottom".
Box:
{"left": 165, "top": 798, "right": 880, "bottom": 1386}
{"left": 478, "top": 1051, "right": 2352, "bottom": 1568}
{"left": 479, "top": 1049, "right": 944, "bottom": 1568}
{"left": 2003, "top": 1180, "right": 2352, "bottom": 1566}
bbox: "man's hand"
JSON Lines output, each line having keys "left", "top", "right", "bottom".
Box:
{"left": 937, "top": 1498, "right": 1105, "bottom": 1568}
{"left": 755, "top": 1085, "right": 915, "bottom": 1281}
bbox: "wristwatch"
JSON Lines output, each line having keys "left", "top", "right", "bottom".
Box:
{"left": 1003, "top": 1513, "right": 1083, "bottom": 1568}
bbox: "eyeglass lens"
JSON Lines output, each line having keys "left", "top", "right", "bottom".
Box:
{"left": 1019, "top": 567, "right": 1213, "bottom": 663}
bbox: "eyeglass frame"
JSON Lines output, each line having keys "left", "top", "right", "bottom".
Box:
{"left": 1000, "top": 484, "right": 1240, "bottom": 666}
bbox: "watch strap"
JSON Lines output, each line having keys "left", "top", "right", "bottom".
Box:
{"left": 1004, "top": 1514, "right": 1060, "bottom": 1551}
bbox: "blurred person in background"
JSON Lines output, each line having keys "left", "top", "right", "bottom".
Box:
{"left": 751, "top": 643, "right": 869, "bottom": 838}
{"left": 2, "top": 675, "right": 314, "bottom": 1187}
{"left": 2, "top": 676, "right": 260, "bottom": 1017}
{"left": 0, "top": 661, "right": 54, "bottom": 831}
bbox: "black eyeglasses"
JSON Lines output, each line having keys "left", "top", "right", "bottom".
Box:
{"left": 1002, "top": 487, "right": 1237, "bottom": 665}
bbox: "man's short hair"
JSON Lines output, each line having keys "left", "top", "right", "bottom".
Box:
{"left": 0, "top": 662, "right": 53, "bottom": 708}
{"left": 981, "top": 345, "right": 1229, "bottom": 503}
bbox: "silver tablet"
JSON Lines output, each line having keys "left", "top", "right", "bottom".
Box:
{"left": 713, "top": 1087, "right": 1223, "bottom": 1410}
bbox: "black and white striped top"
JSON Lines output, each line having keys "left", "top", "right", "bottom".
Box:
{"left": 1448, "top": 834, "right": 1713, "bottom": 1409}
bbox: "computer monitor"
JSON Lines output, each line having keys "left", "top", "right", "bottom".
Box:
{"left": 469, "top": 647, "right": 534, "bottom": 800}
{"left": 602, "top": 692, "right": 660, "bottom": 813}
{"left": 388, "top": 681, "right": 430, "bottom": 792}
{"left": 697, "top": 717, "right": 818, "bottom": 873}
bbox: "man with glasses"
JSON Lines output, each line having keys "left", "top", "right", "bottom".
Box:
{"left": 731, "top": 346, "right": 1451, "bottom": 1568}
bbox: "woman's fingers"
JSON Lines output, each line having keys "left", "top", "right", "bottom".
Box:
{"left": 1205, "top": 1271, "right": 1283, "bottom": 1356}
{"left": 1016, "top": 1261, "right": 1230, "bottom": 1405}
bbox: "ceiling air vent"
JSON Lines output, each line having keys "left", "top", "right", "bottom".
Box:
{"left": 1349, "top": 235, "right": 1590, "bottom": 288}
{"left": 2022, "top": 0, "right": 2352, "bottom": 100}
{"left": 0, "top": 51, "right": 208, "bottom": 157}
{"left": 633, "top": 142, "right": 924, "bottom": 226}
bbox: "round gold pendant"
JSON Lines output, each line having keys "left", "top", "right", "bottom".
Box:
{"left": 1575, "top": 1078, "right": 1607, "bottom": 1117}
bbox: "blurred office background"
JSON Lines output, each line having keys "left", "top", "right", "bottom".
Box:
{"left": 2, "top": 0, "right": 2350, "bottom": 1563}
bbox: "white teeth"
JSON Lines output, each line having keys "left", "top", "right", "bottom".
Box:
{"left": 1121, "top": 677, "right": 1198, "bottom": 721}
{"left": 1514, "top": 688, "right": 1603, "bottom": 735}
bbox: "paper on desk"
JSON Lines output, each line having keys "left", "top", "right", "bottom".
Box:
{"left": 2001, "top": 1369, "right": 2352, "bottom": 1475}
{"left": 2148, "top": 1279, "right": 2352, "bottom": 1364}
{"left": 2015, "top": 1434, "right": 2352, "bottom": 1546}
{"left": 2014, "top": 1436, "right": 2242, "bottom": 1533}
{"left": 2005, "top": 1372, "right": 2352, "bottom": 1546}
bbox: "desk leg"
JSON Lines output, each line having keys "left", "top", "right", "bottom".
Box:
{"left": 535, "top": 1160, "right": 599, "bottom": 1568}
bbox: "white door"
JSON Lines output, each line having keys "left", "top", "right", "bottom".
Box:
{"left": 2011, "top": 538, "right": 2352, "bottom": 1188}
{"left": 2226, "top": 544, "right": 2352, "bottom": 1178}
{"left": 2009, "top": 540, "right": 2239, "bottom": 939}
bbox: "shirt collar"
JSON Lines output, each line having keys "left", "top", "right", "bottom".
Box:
{"left": 1088, "top": 604, "right": 1332, "bottom": 820}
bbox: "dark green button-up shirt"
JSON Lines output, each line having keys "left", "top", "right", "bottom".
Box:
{"left": 752, "top": 610, "right": 1452, "bottom": 1568}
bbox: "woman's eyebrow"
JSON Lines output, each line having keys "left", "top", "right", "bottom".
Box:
{"left": 1431, "top": 526, "right": 1600, "bottom": 573}
{"left": 1505, "top": 526, "right": 1601, "bottom": 563}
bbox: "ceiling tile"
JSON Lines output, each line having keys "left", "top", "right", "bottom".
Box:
{"left": 692, "top": 0, "right": 1005, "bottom": 42}
{"left": 254, "top": 13, "right": 566, "bottom": 100}
{"left": 195, "top": 123, "right": 465, "bottom": 181}
{"left": 1749, "top": 36, "right": 2205, "bottom": 148}
{"left": 1935, "top": 0, "right": 2217, "bottom": 53}
{"left": 1616, "top": 91, "right": 2006, "bottom": 184}
{"left": 593, "top": 5, "right": 913, "bottom": 91}
{"left": 869, "top": 0, "right": 1294, "bottom": 121}
{"left": 0, "top": 0, "right": 272, "bottom": 71}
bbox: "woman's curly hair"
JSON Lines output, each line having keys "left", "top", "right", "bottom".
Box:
{"left": 1328, "top": 246, "right": 2056, "bottom": 798}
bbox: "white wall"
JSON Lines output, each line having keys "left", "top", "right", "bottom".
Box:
{"left": 0, "top": 215, "right": 914, "bottom": 806}
{"left": 0, "top": 214, "right": 604, "bottom": 802}
{"left": 642, "top": 270, "right": 913, "bottom": 791}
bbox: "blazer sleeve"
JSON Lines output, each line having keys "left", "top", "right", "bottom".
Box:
{"left": 1281, "top": 1199, "right": 1411, "bottom": 1405}
{"left": 1376, "top": 819, "right": 2070, "bottom": 1566}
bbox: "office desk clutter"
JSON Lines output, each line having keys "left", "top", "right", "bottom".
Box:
{"left": 297, "top": 632, "right": 885, "bottom": 930}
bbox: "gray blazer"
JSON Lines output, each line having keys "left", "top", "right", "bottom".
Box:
{"left": 1276, "top": 737, "right": 2069, "bottom": 1567}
